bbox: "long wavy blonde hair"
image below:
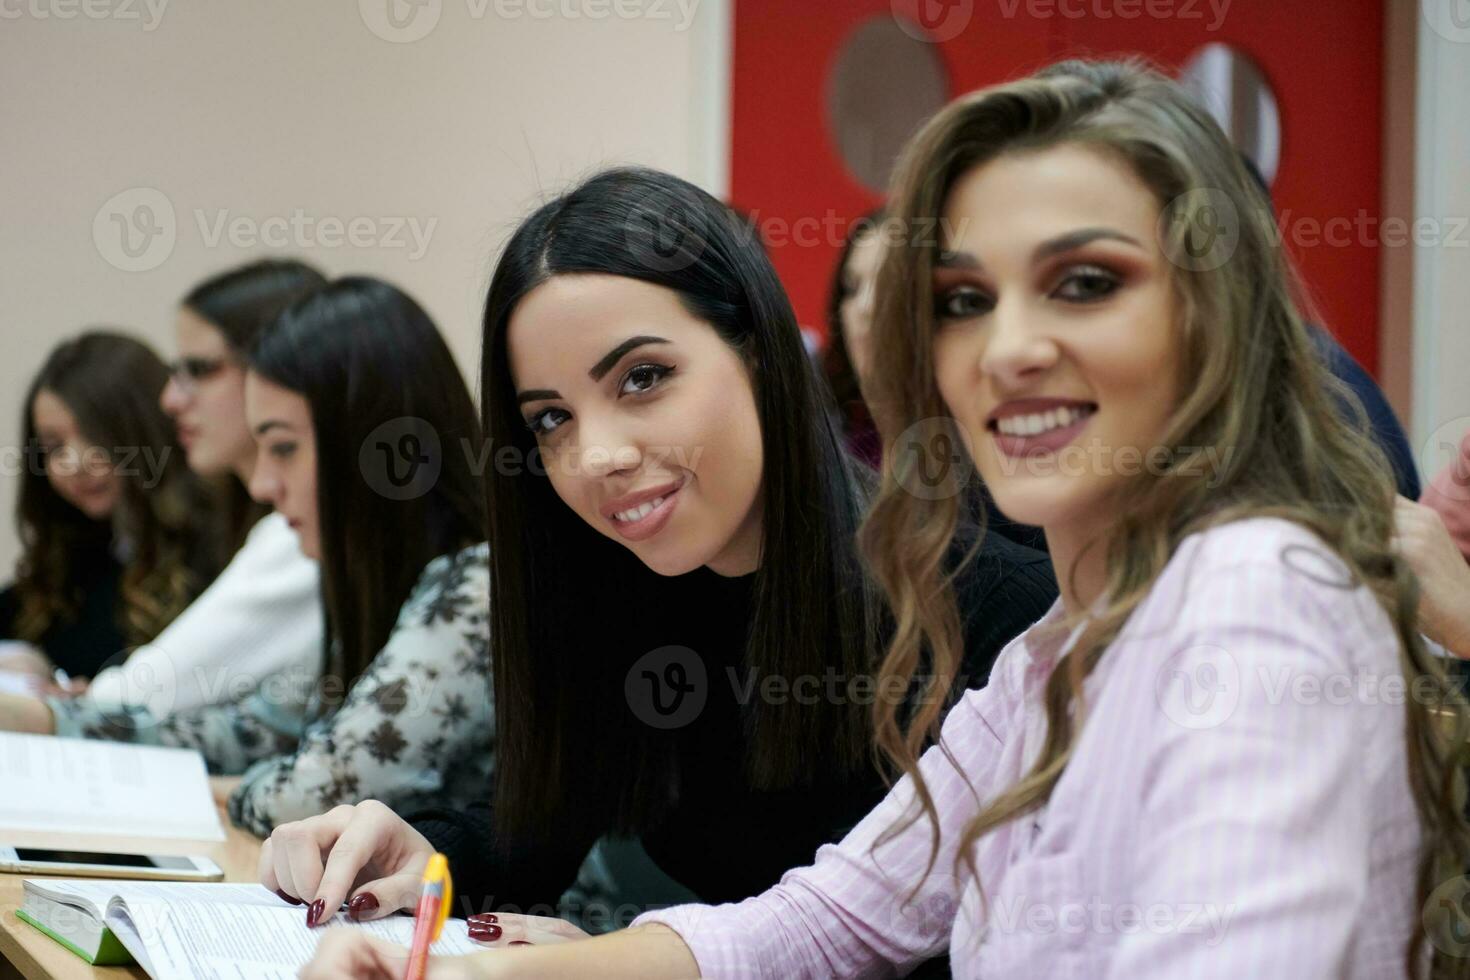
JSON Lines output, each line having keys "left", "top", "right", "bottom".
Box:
{"left": 858, "top": 58, "right": 1470, "bottom": 977}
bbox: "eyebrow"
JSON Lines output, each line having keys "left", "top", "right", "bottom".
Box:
{"left": 516, "top": 335, "right": 672, "bottom": 406}
{"left": 253, "top": 420, "right": 295, "bottom": 436}
{"left": 935, "top": 227, "right": 1144, "bottom": 270}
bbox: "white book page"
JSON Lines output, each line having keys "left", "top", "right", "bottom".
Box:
{"left": 107, "top": 897, "right": 481, "bottom": 980}
{"left": 0, "top": 732, "right": 223, "bottom": 841}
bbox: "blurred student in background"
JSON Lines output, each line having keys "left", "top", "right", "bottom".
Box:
{"left": 0, "top": 331, "right": 221, "bottom": 681}
{"left": 0, "top": 277, "right": 493, "bottom": 850}
{"left": 77, "top": 259, "right": 326, "bottom": 717}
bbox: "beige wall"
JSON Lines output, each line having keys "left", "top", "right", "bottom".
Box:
{"left": 0, "top": 0, "right": 729, "bottom": 575}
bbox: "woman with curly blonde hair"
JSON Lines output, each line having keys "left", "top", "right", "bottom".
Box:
{"left": 302, "top": 58, "right": 1470, "bottom": 979}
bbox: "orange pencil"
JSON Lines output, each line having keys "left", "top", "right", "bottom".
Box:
{"left": 404, "top": 854, "right": 452, "bottom": 980}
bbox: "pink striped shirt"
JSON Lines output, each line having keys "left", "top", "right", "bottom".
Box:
{"left": 637, "top": 518, "right": 1424, "bottom": 978}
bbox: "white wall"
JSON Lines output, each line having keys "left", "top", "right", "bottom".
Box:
{"left": 1410, "top": 0, "right": 1470, "bottom": 482}
{"left": 0, "top": 0, "right": 730, "bottom": 574}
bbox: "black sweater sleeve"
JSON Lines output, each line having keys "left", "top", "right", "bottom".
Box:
{"left": 951, "top": 528, "right": 1058, "bottom": 691}
{"left": 410, "top": 801, "right": 600, "bottom": 918}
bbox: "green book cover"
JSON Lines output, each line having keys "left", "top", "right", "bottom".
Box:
{"left": 14, "top": 908, "right": 135, "bottom": 967}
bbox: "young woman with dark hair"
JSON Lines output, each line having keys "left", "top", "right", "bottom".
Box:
{"left": 75, "top": 259, "right": 328, "bottom": 717}
{"left": 305, "top": 61, "right": 1469, "bottom": 980}
{"left": 257, "top": 168, "right": 1055, "bottom": 951}
{"left": 0, "top": 276, "right": 493, "bottom": 847}
{"left": 0, "top": 331, "right": 220, "bottom": 680}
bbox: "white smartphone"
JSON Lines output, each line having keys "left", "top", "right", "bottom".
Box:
{"left": 0, "top": 846, "right": 224, "bottom": 881}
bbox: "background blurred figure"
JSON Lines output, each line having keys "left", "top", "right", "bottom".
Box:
{"left": 78, "top": 259, "right": 328, "bottom": 716}
{"left": 0, "top": 331, "right": 221, "bottom": 681}
{"left": 1421, "top": 431, "right": 1470, "bottom": 562}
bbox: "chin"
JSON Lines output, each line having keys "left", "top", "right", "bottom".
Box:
{"left": 628, "top": 543, "right": 709, "bottom": 578}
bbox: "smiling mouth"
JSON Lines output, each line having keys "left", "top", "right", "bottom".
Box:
{"left": 988, "top": 403, "right": 1097, "bottom": 437}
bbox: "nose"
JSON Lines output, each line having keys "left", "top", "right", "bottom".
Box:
{"left": 575, "top": 413, "right": 642, "bottom": 481}
{"left": 978, "top": 294, "right": 1059, "bottom": 388}
{"left": 247, "top": 460, "right": 281, "bottom": 506}
{"left": 160, "top": 375, "right": 189, "bottom": 415}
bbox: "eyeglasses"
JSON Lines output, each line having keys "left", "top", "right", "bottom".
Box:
{"left": 167, "top": 356, "right": 229, "bottom": 392}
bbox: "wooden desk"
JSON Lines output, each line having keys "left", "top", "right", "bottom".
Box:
{"left": 0, "top": 779, "right": 263, "bottom": 980}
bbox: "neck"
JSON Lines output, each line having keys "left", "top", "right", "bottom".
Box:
{"left": 705, "top": 497, "right": 763, "bottom": 578}
{"left": 1044, "top": 523, "right": 1111, "bottom": 618}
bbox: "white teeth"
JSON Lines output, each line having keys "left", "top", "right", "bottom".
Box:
{"left": 996, "top": 406, "right": 1091, "bottom": 438}
{"left": 615, "top": 496, "right": 665, "bottom": 523}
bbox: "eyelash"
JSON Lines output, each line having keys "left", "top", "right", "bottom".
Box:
{"left": 523, "top": 362, "right": 676, "bottom": 437}
{"left": 933, "top": 264, "right": 1122, "bottom": 321}
{"left": 269, "top": 442, "right": 297, "bottom": 459}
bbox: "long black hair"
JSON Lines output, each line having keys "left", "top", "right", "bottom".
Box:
{"left": 250, "top": 277, "right": 485, "bottom": 694}
{"left": 482, "top": 167, "right": 882, "bottom": 836}
{"left": 15, "top": 332, "right": 219, "bottom": 646}
{"left": 182, "top": 259, "right": 327, "bottom": 551}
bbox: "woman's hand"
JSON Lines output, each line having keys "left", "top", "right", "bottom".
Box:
{"left": 259, "top": 799, "right": 434, "bottom": 924}
{"left": 463, "top": 911, "right": 589, "bottom": 948}
{"left": 0, "top": 691, "right": 56, "bottom": 733}
{"left": 1393, "top": 495, "right": 1470, "bottom": 657}
{"left": 298, "top": 929, "right": 491, "bottom": 980}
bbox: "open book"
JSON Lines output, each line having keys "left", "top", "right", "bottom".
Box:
{"left": 19, "top": 879, "right": 480, "bottom": 979}
{"left": 0, "top": 731, "right": 223, "bottom": 841}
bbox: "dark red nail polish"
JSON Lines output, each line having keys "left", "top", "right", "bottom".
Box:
{"left": 306, "top": 899, "right": 325, "bottom": 928}
{"left": 275, "top": 889, "right": 303, "bottom": 906}
{"left": 468, "top": 913, "right": 498, "bottom": 924}
{"left": 347, "top": 893, "right": 379, "bottom": 919}
{"left": 509, "top": 940, "right": 533, "bottom": 946}
{"left": 468, "top": 923, "right": 502, "bottom": 941}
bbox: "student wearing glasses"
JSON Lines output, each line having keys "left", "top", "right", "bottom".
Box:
{"left": 0, "top": 260, "right": 326, "bottom": 728}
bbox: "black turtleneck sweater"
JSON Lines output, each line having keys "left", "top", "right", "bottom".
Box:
{"left": 411, "top": 528, "right": 1056, "bottom": 921}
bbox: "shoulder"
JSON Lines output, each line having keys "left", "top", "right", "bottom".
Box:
{"left": 400, "top": 542, "right": 491, "bottom": 621}
{"left": 1119, "top": 516, "right": 1396, "bottom": 682}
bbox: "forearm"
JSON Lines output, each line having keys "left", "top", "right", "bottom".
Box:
{"left": 464, "top": 925, "right": 700, "bottom": 980}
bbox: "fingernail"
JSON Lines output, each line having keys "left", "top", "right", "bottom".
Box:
{"left": 468, "top": 913, "right": 498, "bottom": 924}
{"left": 347, "top": 893, "right": 379, "bottom": 920}
{"left": 306, "top": 899, "right": 325, "bottom": 928}
{"left": 275, "top": 889, "right": 303, "bottom": 906}
{"left": 509, "top": 940, "right": 533, "bottom": 946}
{"left": 468, "top": 923, "right": 502, "bottom": 941}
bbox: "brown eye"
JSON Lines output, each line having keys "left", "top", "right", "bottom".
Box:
{"left": 1052, "top": 266, "right": 1120, "bottom": 303}
{"left": 935, "top": 286, "right": 993, "bottom": 320}
{"left": 619, "top": 364, "right": 672, "bottom": 396}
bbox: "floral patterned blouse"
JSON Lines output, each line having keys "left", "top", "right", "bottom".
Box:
{"left": 49, "top": 543, "right": 492, "bottom": 837}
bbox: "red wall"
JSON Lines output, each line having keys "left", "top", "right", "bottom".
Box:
{"left": 731, "top": 0, "right": 1385, "bottom": 372}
